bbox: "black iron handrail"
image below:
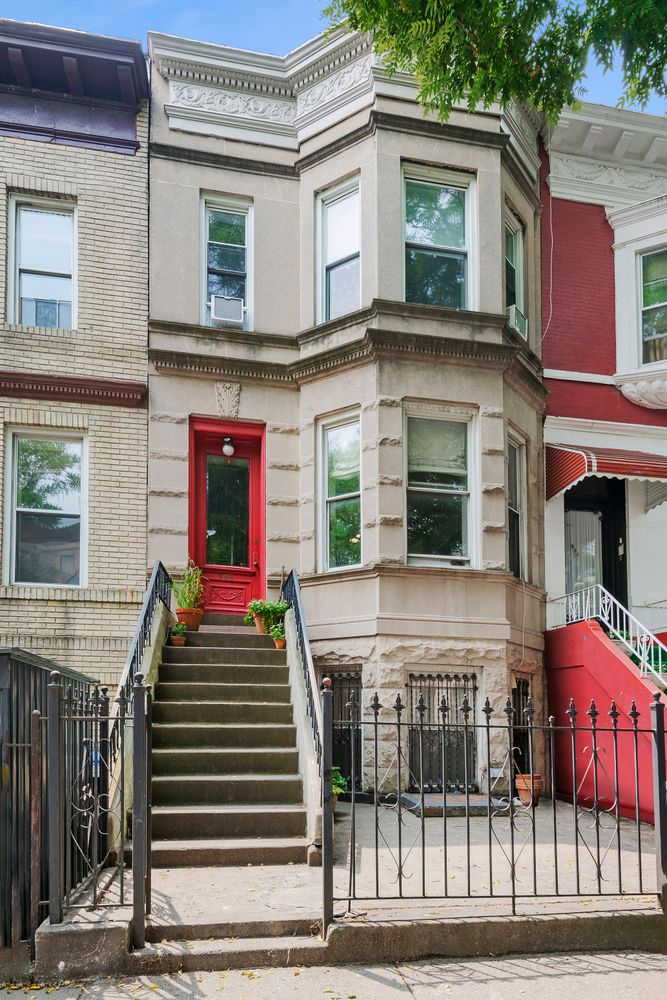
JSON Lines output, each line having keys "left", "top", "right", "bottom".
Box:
{"left": 281, "top": 569, "right": 323, "bottom": 767}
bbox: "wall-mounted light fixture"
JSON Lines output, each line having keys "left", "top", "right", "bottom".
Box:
{"left": 222, "top": 436, "right": 235, "bottom": 462}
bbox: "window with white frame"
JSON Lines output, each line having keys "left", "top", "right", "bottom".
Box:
{"left": 641, "top": 248, "right": 667, "bottom": 364}
{"left": 321, "top": 417, "right": 361, "bottom": 570}
{"left": 404, "top": 169, "right": 472, "bottom": 310}
{"left": 7, "top": 434, "right": 84, "bottom": 586}
{"left": 204, "top": 202, "right": 252, "bottom": 328}
{"left": 11, "top": 200, "right": 74, "bottom": 329}
{"left": 406, "top": 415, "right": 470, "bottom": 564}
{"left": 507, "top": 437, "right": 525, "bottom": 579}
{"left": 319, "top": 182, "right": 360, "bottom": 322}
{"left": 505, "top": 215, "right": 527, "bottom": 336}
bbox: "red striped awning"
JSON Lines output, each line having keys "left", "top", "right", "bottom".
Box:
{"left": 546, "top": 444, "right": 667, "bottom": 500}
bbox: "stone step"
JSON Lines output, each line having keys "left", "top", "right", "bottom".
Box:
{"left": 130, "top": 934, "right": 327, "bottom": 974}
{"left": 162, "top": 646, "right": 286, "bottom": 665}
{"left": 154, "top": 682, "right": 292, "bottom": 704}
{"left": 143, "top": 837, "right": 309, "bottom": 867}
{"left": 152, "top": 722, "right": 297, "bottom": 749}
{"left": 152, "top": 700, "right": 294, "bottom": 726}
{"left": 185, "top": 631, "right": 274, "bottom": 648}
{"left": 152, "top": 747, "right": 300, "bottom": 776}
{"left": 145, "top": 914, "right": 319, "bottom": 943}
{"left": 158, "top": 662, "right": 289, "bottom": 685}
{"left": 152, "top": 774, "right": 303, "bottom": 806}
{"left": 151, "top": 804, "right": 307, "bottom": 840}
{"left": 201, "top": 613, "right": 248, "bottom": 627}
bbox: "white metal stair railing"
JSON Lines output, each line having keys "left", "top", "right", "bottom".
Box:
{"left": 549, "top": 584, "right": 667, "bottom": 687}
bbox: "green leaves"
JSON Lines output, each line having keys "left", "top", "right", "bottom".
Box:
{"left": 323, "top": 0, "right": 667, "bottom": 122}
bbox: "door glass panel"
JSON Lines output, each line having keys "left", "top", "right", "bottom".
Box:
{"left": 565, "top": 509, "right": 602, "bottom": 593}
{"left": 206, "top": 455, "right": 250, "bottom": 567}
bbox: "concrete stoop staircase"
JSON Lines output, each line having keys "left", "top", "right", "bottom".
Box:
{"left": 150, "top": 613, "right": 310, "bottom": 868}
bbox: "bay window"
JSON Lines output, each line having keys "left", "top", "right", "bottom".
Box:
{"left": 11, "top": 199, "right": 74, "bottom": 329}
{"left": 8, "top": 434, "right": 85, "bottom": 586}
{"left": 406, "top": 416, "right": 470, "bottom": 564}
{"left": 319, "top": 182, "right": 360, "bottom": 322}
{"left": 322, "top": 417, "right": 361, "bottom": 570}
{"left": 641, "top": 248, "right": 667, "bottom": 364}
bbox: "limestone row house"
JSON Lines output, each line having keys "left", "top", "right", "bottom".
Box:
{"left": 146, "top": 25, "right": 547, "bottom": 780}
{"left": 0, "top": 21, "right": 149, "bottom": 687}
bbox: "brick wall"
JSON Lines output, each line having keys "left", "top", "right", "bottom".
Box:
{"left": 0, "top": 110, "right": 149, "bottom": 686}
{"left": 540, "top": 147, "right": 617, "bottom": 376}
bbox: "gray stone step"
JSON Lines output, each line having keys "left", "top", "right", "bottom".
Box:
{"left": 144, "top": 837, "right": 309, "bottom": 868}
{"left": 158, "top": 662, "right": 289, "bottom": 684}
{"left": 145, "top": 914, "right": 319, "bottom": 943}
{"left": 130, "top": 934, "right": 327, "bottom": 974}
{"left": 151, "top": 804, "right": 307, "bottom": 840}
{"left": 152, "top": 747, "right": 299, "bottom": 776}
{"left": 201, "top": 613, "right": 248, "bottom": 627}
{"left": 152, "top": 774, "right": 303, "bottom": 806}
{"left": 152, "top": 700, "right": 293, "bottom": 725}
{"left": 186, "top": 631, "right": 275, "bottom": 648}
{"left": 154, "top": 682, "right": 291, "bottom": 704}
{"left": 152, "top": 722, "right": 297, "bottom": 749}
{"left": 162, "top": 645, "right": 286, "bottom": 665}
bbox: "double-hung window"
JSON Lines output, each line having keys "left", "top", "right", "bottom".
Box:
{"left": 641, "top": 249, "right": 667, "bottom": 364}
{"left": 505, "top": 215, "right": 527, "bottom": 337}
{"left": 205, "top": 202, "right": 251, "bottom": 328}
{"left": 322, "top": 418, "right": 361, "bottom": 570}
{"left": 404, "top": 170, "right": 470, "bottom": 310}
{"left": 319, "top": 183, "right": 360, "bottom": 322}
{"left": 507, "top": 438, "right": 524, "bottom": 579}
{"left": 11, "top": 200, "right": 74, "bottom": 329}
{"left": 8, "top": 434, "right": 84, "bottom": 586}
{"left": 406, "top": 416, "right": 470, "bottom": 564}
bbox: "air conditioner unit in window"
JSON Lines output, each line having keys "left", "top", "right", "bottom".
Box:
{"left": 210, "top": 295, "right": 245, "bottom": 327}
{"left": 506, "top": 304, "right": 528, "bottom": 339}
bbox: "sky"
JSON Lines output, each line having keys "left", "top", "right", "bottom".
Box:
{"left": 2, "top": 0, "right": 666, "bottom": 116}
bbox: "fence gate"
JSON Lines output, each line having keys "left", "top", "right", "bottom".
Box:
{"left": 325, "top": 671, "right": 362, "bottom": 791}
{"left": 407, "top": 672, "right": 478, "bottom": 792}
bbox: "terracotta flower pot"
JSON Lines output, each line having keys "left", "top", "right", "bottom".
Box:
{"left": 332, "top": 794, "right": 338, "bottom": 812}
{"left": 169, "top": 635, "right": 186, "bottom": 647}
{"left": 274, "top": 637, "right": 286, "bottom": 650}
{"left": 253, "top": 613, "right": 267, "bottom": 634}
{"left": 515, "top": 773, "right": 542, "bottom": 807}
{"left": 176, "top": 608, "right": 201, "bottom": 631}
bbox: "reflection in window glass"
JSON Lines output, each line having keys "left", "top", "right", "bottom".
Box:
{"left": 17, "top": 206, "right": 73, "bottom": 329}
{"left": 322, "top": 188, "right": 360, "bottom": 321}
{"left": 508, "top": 439, "right": 523, "bottom": 579}
{"left": 407, "top": 417, "right": 469, "bottom": 561}
{"left": 325, "top": 420, "right": 361, "bottom": 568}
{"left": 642, "top": 249, "right": 667, "bottom": 364}
{"left": 207, "top": 207, "right": 247, "bottom": 322}
{"left": 206, "top": 455, "right": 250, "bottom": 567}
{"left": 405, "top": 179, "right": 467, "bottom": 309}
{"left": 13, "top": 437, "right": 82, "bottom": 585}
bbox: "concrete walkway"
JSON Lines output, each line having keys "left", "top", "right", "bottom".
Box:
{"left": 4, "top": 952, "right": 667, "bottom": 998}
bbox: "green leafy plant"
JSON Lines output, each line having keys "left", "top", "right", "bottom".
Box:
{"left": 269, "top": 622, "right": 285, "bottom": 641}
{"left": 243, "top": 598, "right": 267, "bottom": 625}
{"left": 170, "top": 622, "right": 187, "bottom": 637}
{"left": 332, "top": 766, "right": 348, "bottom": 796}
{"left": 244, "top": 599, "right": 289, "bottom": 631}
{"left": 172, "top": 559, "right": 204, "bottom": 610}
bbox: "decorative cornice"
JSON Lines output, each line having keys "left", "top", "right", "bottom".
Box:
{"left": 296, "top": 53, "right": 373, "bottom": 125}
{"left": 549, "top": 151, "right": 667, "bottom": 208}
{"left": 0, "top": 370, "right": 147, "bottom": 408}
{"left": 168, "top": 80, "right": 296, "bottom": 127}
{"left": 615, "top": 368, "right": 667, "bottom": 410}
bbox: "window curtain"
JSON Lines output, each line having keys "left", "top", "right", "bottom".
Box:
{"left": 407, "top": 418, "right": 466, "bottom": 478}
{"left": 564, "top": 509, "right": 602, "bottom": 593}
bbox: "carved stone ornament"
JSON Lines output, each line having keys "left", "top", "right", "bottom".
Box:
{"left": 615, "top": 370, "right": 667, "bottom": 409}
{"left": 169, "top": 81, "right": 296, "bottom": 125}
{"left": 551, "top": 153, "right": 667, "bottom": 198}
{"left": 215, "top": 382, "right": 241, "bottom": 419}
{"left": 296, "top": 55, "right": 374, "bottom": 119}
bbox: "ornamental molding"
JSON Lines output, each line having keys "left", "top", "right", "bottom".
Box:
{"left": 295, "top": 54, "right": 374, "bottom": 122}
{"left": 168, "top": 80, "right": 296, "bottom": 127}
{"left": 215, "top": 381, "right": 241, "bottom": 418}
{"left": 615, "top": 369, "right": 667, "bottom": 409}
{"left": 549, "top": 152, "right": 667, "bottom": 207}
{"left": 0, "top": 370, "right": 147, "bottom": 408}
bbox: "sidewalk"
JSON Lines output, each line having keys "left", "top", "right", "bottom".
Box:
{"left": 4, "top": 952, "right": 667, "bottom": 999}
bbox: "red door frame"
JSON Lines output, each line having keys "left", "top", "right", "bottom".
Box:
{"left": 189, "top": 417, "right": 266, "bottom": 613}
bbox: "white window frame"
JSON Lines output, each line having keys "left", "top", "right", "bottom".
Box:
{"left": 201, "top": 195, "right": 254, "bottom": 331}
{"left": 504, "top": 212, "right": 525, "bottom": 314}
{"left": 315, "top": 177, "right": 361, "bottom": 324}
{"left": 7, "top": 194, "right": 77, "bottom": 328}
{"left": 403, "top": 405, "right": 479, "bottom": 569}
{"left": 3, "top": 429, "right": 88, "bottom": 588}
{"left": 507, "top": 433, "right": 527, "bottom": 580}
{"left": 402, "top": 164, "right": 478, "bottom": 312}
{"left": 318, "top": 411, "right": 362, "bottom": 573}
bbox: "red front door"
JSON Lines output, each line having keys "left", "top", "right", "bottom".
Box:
{"left": 190, "top": 419, "right": 264, "bottom": 615}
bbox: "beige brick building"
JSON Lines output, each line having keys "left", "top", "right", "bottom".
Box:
{"left": 0, "top": 21, "right": 149, "bottom": 687}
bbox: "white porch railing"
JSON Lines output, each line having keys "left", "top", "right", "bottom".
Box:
{"left": 548, "top": 584, "right": 667, "bottom": 688}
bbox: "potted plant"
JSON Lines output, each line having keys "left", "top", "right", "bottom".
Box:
{"left": 244, "top": 598, "right": 268, "bottom": 634}
{"left": 270, "top": 622, "right": 286, "bottom": 650}
{"left": 332, "top": 766, "right": 348, "bottom": 810}
{"left": 263, "top": 600, "right": 288, "bottom": 633}
{"left": 515, "top": 772, "right": 542, "bottom": 807}
{"left": 172, "top": 559, "right": 204, "bottom": 632}
{"left": 169, "top": 622, "right": 187, "bottom": 647}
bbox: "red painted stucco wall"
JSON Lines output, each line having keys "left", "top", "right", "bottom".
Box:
{"left": 545, "top": 620, "right": 663, "bottom": 823}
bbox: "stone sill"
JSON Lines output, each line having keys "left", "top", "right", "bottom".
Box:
{"left": 0, "top": 584, "right": 144, "bottom": 603}
{"left": 293, "top": 562, "right": 545, "bottom": 596}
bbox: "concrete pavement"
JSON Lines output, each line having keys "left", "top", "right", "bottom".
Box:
{"left": 3, "top": 952, "right": 667, "bottom": 999}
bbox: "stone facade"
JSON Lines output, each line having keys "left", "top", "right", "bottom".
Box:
{"left": 0, "top": 25, "right": 149, "bottom": 686}
{"left": 148, "top": 27, "right": 547, "bottom": 789}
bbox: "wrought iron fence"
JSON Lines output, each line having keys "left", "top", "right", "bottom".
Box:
{"left": 0, "top": 649, "right": 95, "bottom": 954}
{"left": 320, "top": 687, "right": 667, "bottom": 929}
{"left": 407, "top": 673, "right": 478, "bottom": 792}
{"left": 325, "top": 670, "right": 362, "bottom": 791}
